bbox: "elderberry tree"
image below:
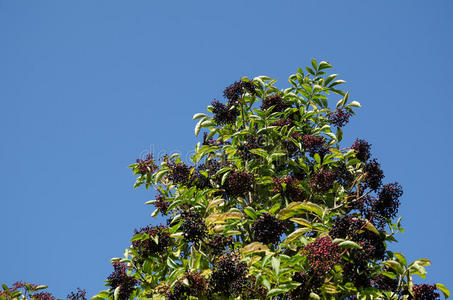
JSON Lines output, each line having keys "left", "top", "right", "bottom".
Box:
{"left": 90, "top": 60, "right": 450, "bottom": 300}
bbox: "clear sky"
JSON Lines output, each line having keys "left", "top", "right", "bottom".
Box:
{"left": 1, "top": 0, "right": 452, "bottom": 298}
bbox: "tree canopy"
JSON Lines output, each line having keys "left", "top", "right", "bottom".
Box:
{"left": 1, "top": 60, "right": 449, "bottom": 300}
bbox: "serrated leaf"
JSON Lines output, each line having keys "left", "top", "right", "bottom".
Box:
{"left": 282, "top": 227, "right": 310, "bottom": 244}
{"left": 363, "top": 220, "right": 380, "bottom": 235}
{"left": 338, "top": 240, "right": 362, "bottom": 249}
{"left": 249, "top": 148, "right": 268, "bottom": 158}
{"left": 383, "top": 260, "right": 404, "bottom": 275}
{"left": 436, "top": 283, "right": 450, "bottom": 298}
{"left": 242, "top": 242, "right": 269, "bottom": 255}
{"left": 289, "top": 218, "right": 311, "bottom": 227}
{"left": 243, "top": 207, "right": 258, "bottom": 220}
{"left": 348, "top": 101, "right": 361, "bottom": 108}
{"left": 276, "top": 202, "right": 323, "bottom": 220}
{"left": 272, "top": 256, "right": 280, "bottom": 277}
{"left": 206, "top": 212, "right": 243, "bottom": 224}
{"left": 311, "top": 58, "right": 318, "bottom": 71}
{"left": 394, "top": 253, "right": 407, "bottom": 267}
{"left": 192, "top": 113, "right": 207, "bottom": 120}
{"left": 207, "top": 199, "right": 224, "bottom": 212}
{"left": 309, "top": 292, "right": 321, "bottom": 300}
{"left": 324, "top": 74, "right": 338, "bottom": 86}
{"left": 221, "top": 171, "right": 231, "bottom": 185}
{"left": 267, "top": 288, "right": 286, "bottom": 297}
{"left": 154, "top": 169, "right": 167, "bottom": 185}
{"left": 114, "top": 286, "right": 120, "bottom": 300}
{"left": 329, "top": 80, "right": 346, "bottom": 87}
{"left": 194, "top": 117, "right": 205, "bottom": 136}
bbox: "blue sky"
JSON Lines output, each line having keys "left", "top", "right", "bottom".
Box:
{"left": 1, "top": 0, "right": 452, "bottom": 297}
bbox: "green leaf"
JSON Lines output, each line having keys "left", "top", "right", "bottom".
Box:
{"left": 206, "top": 199, "right": 224, "bottom": 212}
{"left": 394, "top": 253, "right": 407, "bottom": 267}
{"left": 194, "top": 117, "right": 206, "bottom": 136}
{"left": 271, "top": 256, "right": 280, "bottom": 277}
{"left": 334, "top": 128, "right": 342, "bottom": 143}
{"left": 306, "top": 67, "right": 315, "bottom": 76}
{"left": 221, "top": 171, "right": 231, "bottom": 185}
{"left": 276, "top": 202, "right": 323, "bottom": 219}
{"left": 114, "top": 286, "right": 120, "bottom": 300}
{"left": 249, "top": 148, "right": 268, "bottom": 158}
{"left": 318, "top": 61, "right": 332, "bottom": 70}
{"left": 311, "top": 59, "right": 318, "bottom": 71}
{"left": 363, "top": 220, "right": 380, "bottom": 235}
{"left": 154, "top": 169, "right": 167, "bottom": 185}
{"left": 267, "top": 289, "right": 286, "bottom": 297}
{"left": 243, "top": 207, "right": 258, "bottom": 220}
{"left": 382, "top": 260, "right": 404, "bottom": 275}
{"left": 436, "top": 283, "right": 450, "bottom": 298}
{"left": 338, "top": 240, "right": 362, "bottom": 249}
{"left": 313, "top": 153, "right": 321, "bottom": 164}
{"left": 242, "top": 242, "right": 269, "bottom": 255}
{"left": 324, "top": 74, "right": 338, "bottom": 86}
{"left": 348, "top": 101, "right": 361, "bottom": 108}
{"left": 289, "top": 218, "right": 311, "bottom": 227}
{"left": 329, "top": 79, "right": 346, "bottom": 87}
{"left": 282, "top": 227, "right": 310, "bottom": 244}
{"left": 192, "top": 113, "right": 207, "bottom": 120}
{"left": 309, "top": 292, "right": 321, "bottom": 300}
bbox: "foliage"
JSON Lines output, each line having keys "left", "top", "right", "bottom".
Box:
{"left": 2, "top": 60, "right": 449, "bottom": 300}
{"left": 96, "top": 60, "right": 449, "bottom": 300}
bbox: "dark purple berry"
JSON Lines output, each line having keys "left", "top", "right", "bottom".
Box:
{"left": 106, "top": 262, "right": 137, "bottom": 299}
{"left": 180, "top": 211, "right": 207, "bottom": 243}
{"left": 363, "top": 159, "right": 384, "bottom": 191}
{"left": 223, "top": 171, "right": 253, "bottom": 197}
{"left": 252, "top": 214, "right": 285, "bottom": 245}
{"left": 328, "top": 108, "right": 352, "bottom": 127}
{"left": 261, "top": 94, "right": 290, "bottom": 112}
{"left": 352, "top": 139, "right": 371, "bottom": 162}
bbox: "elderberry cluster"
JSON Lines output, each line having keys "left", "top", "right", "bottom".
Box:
{"left": 180, "top": 211, "right": 207, "bottom": 243}
{"left": 67, "top": 288, "right": 87, "bottom": 300}
{"left": 329, "top": 215, "right": 365, "bottom": 239}
{"left": 371, "top": 274, "right": 398, "bottom": 293}
{"left": 223, "top": 81, "right": 256, "bottom": 102}
{"left": 237, "top": 135, "right": 266, "bottom": 161}
{"left": 223, "top": 171, "right": 253, "bottom": 197}
{"left": 289, "top": 270, "right": 324, "bottom": 300}
{"left": 302, "top": 135, "right": 328, "bottom": 157}
{"left": 252, "top": 214, "right": 285, "bottom": 245}
{"left": 30, "top": 293, "right": 56, "bottom": 300}
{"left": 168, "top": 161, "right": 191, "bottom": 185}
{"left": 261, "top": 94, "right": 290, "bottom": 112}
{"left": 328, "top": 107, "right": 352, "bottom": 127}
{"left": 206, "top": 234, "right": 234, "bottom": 256}
{"left": 271, "top": 119, "right": 292, "bottom": 127}
{"left": 136, "top": 153, "right": 157, "bottom": 175}
{"left": 411, "top": 284, "right": 440, "bottom": 300}
{"left": 211, "top": 99, "right": 240, "bottom": 125}
{"left": 310, "top": 169, "right": 336, "bottom": 193}
{"left": 351, "top": 139, "right": 371, "bottom": 162}
{"left": 363, "top": 159, "right": 384, "bottom": 191}
{"left": 132, "top": 225, "right": 171, "bottom": 258}
{"left": 273, "top": 176, "right": 305, "bottom": 201}
{"left": 209, "top": 254, "right": 249, "bottom": 296}
{"left": 302, "top": 237, "right": 341, "bottom": 276}
{"left": 369, "top": 182, "right": 403, "bottom": 227}
{"left": 154, "top": 193, "right": 169, "bottom": 215}
{"left": 106, "top": 262, "right": 137, "bottom": 299}
{"left": 166, "top": 272, "right": 207, "bottom": 300}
